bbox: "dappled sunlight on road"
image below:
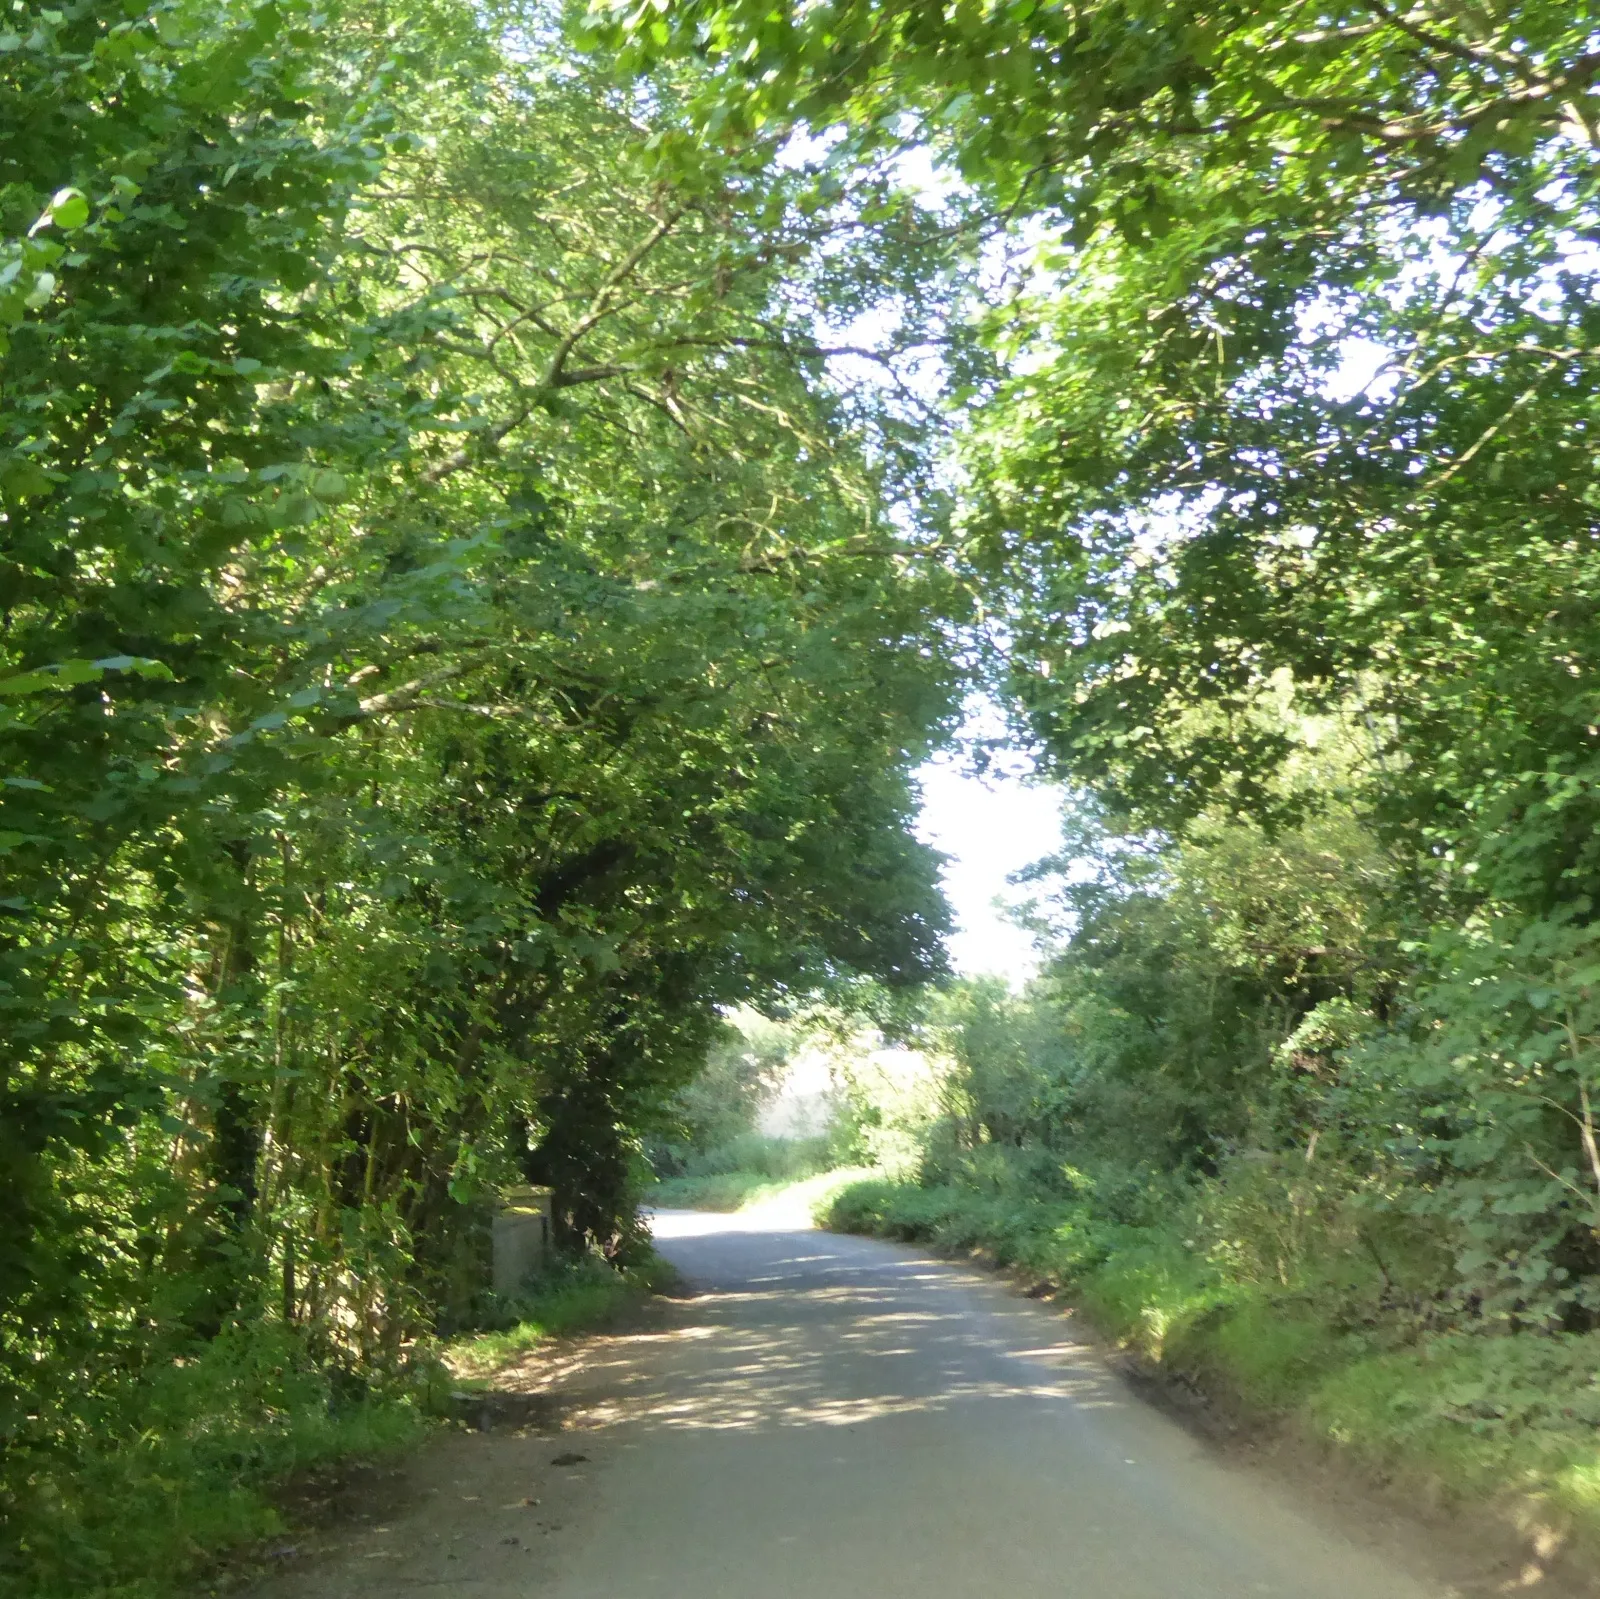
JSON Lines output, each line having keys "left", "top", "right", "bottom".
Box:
{"left": 487, "top": 1207, "right": 1450, "bottom": 1599}
{"left": 492, "top": 1214, "right": 1130, "bottom": 1440}
{"left": 251, "top": 1202, "right": 1457, "bottom": 1599}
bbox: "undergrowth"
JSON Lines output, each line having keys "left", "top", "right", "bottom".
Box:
{"left": 646, "top": 1168, "right": 795, "bottom": 1211}
{"left": 2, "top": 1325, "right": 429, "bottom": 1599}
{"left": 645, "top": 1133, "right": 838, "bottom": 1211}
{"left": 648, "top": 1163, "right": 874, "bottom": 1215}
{"left": 1, "top": 1257, "right": 668, "bottom": 1599}
{"left": 644, "top": 1131, "right": 843, "bottom": 1211}
{"left": 823, "top": 1173, "right": 1600, "bottom": 1557}
{"left": 444, "top": 1255, "right": 677, "bottom": 1381}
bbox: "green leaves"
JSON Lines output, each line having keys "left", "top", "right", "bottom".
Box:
{"left": 1, "top": 5, "right": 960, "bottom": 1563}
{"left": 601, "top": 0, "right": 1600, "bottom": 1345}
{"left": 0, "top": 233, "right": 64, "bottom": 347}
{"left": 43, "top": 187, "right": 88, "bottom": 231}
{"left": 0, "top": 657, "right": 172, "bottom": 697}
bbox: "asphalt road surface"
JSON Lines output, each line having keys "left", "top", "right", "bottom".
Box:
{"left": 542, "top": 1200, "right": 1443, "bottom": 1599}
{"left": 248, "top": 1195, "right": 1474, "bottom": 1599}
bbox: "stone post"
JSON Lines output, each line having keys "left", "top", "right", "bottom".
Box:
{"left": 492, "top": 1185, "right": 553, "bottom": 1297}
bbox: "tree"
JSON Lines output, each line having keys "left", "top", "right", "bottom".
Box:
{"left": 1, "top": 4, "right": 966, "bottom": 1577}
{"left": 613, "top": 0, "right": 1600, "bottom": 1329}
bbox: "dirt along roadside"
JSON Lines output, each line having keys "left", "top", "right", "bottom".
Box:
{"left": 237, "top": 1191, "right": 1577, "bottom": 1599}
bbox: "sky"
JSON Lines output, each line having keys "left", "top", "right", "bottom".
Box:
{"left": 914, "top": 743, "right": 1063, "bottom": 986}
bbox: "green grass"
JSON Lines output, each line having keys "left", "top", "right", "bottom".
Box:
{"left": 822, "top": 1175, "right": 1600, "bottom": 1559}
{"left": 5, "top": 1325, "right": 430, "bottom": 1599}
{"left": 445, "top": 1255, "right": 676, "bottom": 1381}
{"left": 1306, "top": 1332, "right": 1600, "bottom": 1525}
{"left": 647, "top": 1163, "right": 875, "bottom": 1216}
{"left": 644, "top": 1133, "right": 844, "bottom": 1211}
{"left": 5, "top": 1256, "right": 678, "bottom": 1599}
{"left": 646, "top": 1168, "right": 796, "bottom": 1210}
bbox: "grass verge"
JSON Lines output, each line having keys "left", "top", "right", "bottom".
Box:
{"left": 643, "top": 1133, "right": 843, "bottom": 1212}
{"left": 444, "top": 1254, "right": 678, "bottom": 1382}
{"left": 645, "top": 1164, "right": 875, "bottom": 1216}
{"left": 5, "top": 1329, "right": 430, "bottom": 1599}
{"left": 645, "top": 1169, "right": 794, "bottom": 1210}
{"left": 822, "top": 1176, "right": 1600, "bottom": 1568}
{"left": 5, "top": 1257, "right": 674, "bottom": 1599}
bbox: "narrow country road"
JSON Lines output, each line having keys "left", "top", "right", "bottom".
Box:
{"left": 247, "top": 1198, "right": 1486, "bottom": 1599}
{"left": 545, "top": 1202, "right": 1445, "bottom": 1599}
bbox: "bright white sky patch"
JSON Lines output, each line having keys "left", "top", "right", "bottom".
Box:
{"left": 915, "top": 745, "right": 1062, "bottom": 985}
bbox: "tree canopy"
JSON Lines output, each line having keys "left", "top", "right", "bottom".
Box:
{"left": 613, "top": 0, "right": 1600, "bottom": 1333}
{"left": 1, "top": 2, "right": 968, "bottom": 1578}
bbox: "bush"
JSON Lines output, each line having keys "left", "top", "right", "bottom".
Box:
{"left": 643, "top": 1131, "right": 843, "bottom": 1210}
{"left": 648, "top": 1137, "right": 854, "bottom": 1211}
{"left": 675, "top": 1133, "right": 837, "bottom": 1182}
{"left": 4, "top": 1323, "right": 429, "bottom": 1599}
{"left": 646, "top": 1014, "right": 822, "bottom": 1177}
{"left": 647, "top": 1170, "right": 791, "bottom": 1211}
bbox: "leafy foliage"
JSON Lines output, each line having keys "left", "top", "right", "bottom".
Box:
{"left": 631, "top": 0, "right": 1600, "bottom": 1360}
{"left": 16, "top": 0, "right": 1600, "bottom": 1580}
{"left": 0, "top": 0, "right": 963, "bottom": 1586}
{"left": 647, "top": 1011, "right": 804, "bottom": 1174}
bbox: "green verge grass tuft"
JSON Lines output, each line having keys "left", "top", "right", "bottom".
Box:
{"left": 646, "top": 1161, "right": 873, "bottom": 1216}
{"left": 1306, "top": 1332, "right": 1600, "bottom": 1520}
{"left": 822, "top": 1176, "right": 1600, "bottom": 1556}
{"left": 644, "top": 1133, "right": 841, "bottom": 1211}
{"left": 7, "top": 1256, "right": 674, "bottom": 1599}
{"left": 445, "top": 1255, "right": 676, "bottom": 1381}
{"left": 645, "top": 1169, "right": 795, "bottom": 1211}
{"left": 7, "top": 1325, "right": 429, "bottom": 1599}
